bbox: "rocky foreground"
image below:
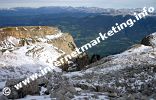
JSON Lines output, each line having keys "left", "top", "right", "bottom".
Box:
{"left": 45, "top": 32, "right": 156, "bottom": 100}
{"left": 0, "top": 27, "right": 156, "bottom": 100}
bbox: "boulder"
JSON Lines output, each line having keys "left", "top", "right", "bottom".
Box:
{"left": 45, "top": 72, "right": 77, "bottom": 99}
{"left": 57, "top": 52, "right": 90, "bottom": 71}
{"left": 5, "top": 79, "right": 40, "bottom": 99}
{"left": 141, "top": 32, "right": 156, "bottom": 47}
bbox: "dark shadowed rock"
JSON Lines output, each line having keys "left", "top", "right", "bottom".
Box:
{"left": 90, "top": 54, "right": 101, "bottom": 63}
{"left": 141, "top": 32, "right": 156, "bottom": 47}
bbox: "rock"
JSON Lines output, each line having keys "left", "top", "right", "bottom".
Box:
{"left": 5, "top": 79, "right": 40, "bottom": 99}
{"left": 0, "top": 26, "right": 86, "bottom": 72}
{"left": 108, "top": 93, "right": 118, "bottom": 98}
{"left": 37, "top": 77, "right": 49, "bottom": 87}
{"left": 75, "top": 53, "right": 90, "bottom": 70}
{"left": 90, "top": 54, "right": 101, "bottom": 63}
{"left": 57, "top": 52, "right": 90, "bottom": 71}
{"left": 51, "top": 85, "right": 77, "bottom": 100}
{"left": 46, "top": 72, "right": 77, "bottom": 99}
{"left": 75, "top": 83, "right": 96, "bottom": 91}
{"left": 150, "top": 93, "right": 156, "bottom": 99}
{"left": 0, "top": 95, "right": 9, "bottom": 100}
{"left": 0, "top": 26, "right": 77, "bottom": 55}
{"left": 49, "top": 33, "right": 77, "bottom": 54}
{"left": 117, "top": 93, "right": 149, "bottom": 100}
{"left": 141, "top": 32, "right": 156, "bottom": 47}
{"left": 63, "top": 35, "right": 156, "bottom": 99}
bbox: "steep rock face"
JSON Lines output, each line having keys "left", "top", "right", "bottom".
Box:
{"left": 48, "top": 33, "right": 76, "bottom": 54}
{"left": 0, "top": 26, "right": 59, "bottom": 40}
{"left": 0, "top": 26, "right": 76, "bottom": 53}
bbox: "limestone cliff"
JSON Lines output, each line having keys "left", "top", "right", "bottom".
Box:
{"left": 0, "top": 26, "right": 76, "bottom": 54}
{"left": 0, "top": 26, "right": 89, "bottom": 81}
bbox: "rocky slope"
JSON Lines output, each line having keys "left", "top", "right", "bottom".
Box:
{"left": 1, "top": 31, "right": 156, "bottom": 100}
{"left": 61, "top": 32, "right": 156, "bottom": 99}
{"left": 23, "top": 32, "right": 155, "bottom": 100}
{"left": 11, "top": 32, "right": 156, "bottom": 100}
{"left": 63, "top": 45, "right": 156, "bottom": 99}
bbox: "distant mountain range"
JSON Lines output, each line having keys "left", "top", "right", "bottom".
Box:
{"left": 0, "top": 6, "right": 156, "bottom": 56}
{"left": 0, "top": 6, "right": 156, "bottom": 16}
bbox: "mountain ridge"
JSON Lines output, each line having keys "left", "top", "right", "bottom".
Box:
{"left": 1, "top": 6, "right": 155, "bottom": 16}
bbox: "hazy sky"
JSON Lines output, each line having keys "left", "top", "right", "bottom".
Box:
{"left": 0, "top": 0, "right": 156, "bottom": 9}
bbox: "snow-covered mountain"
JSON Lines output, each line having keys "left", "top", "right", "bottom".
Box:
{"left": 0, "top": 26, "right": 80, "bottom": 100}
{"left": 1, "top": 28, "right": 156, "bottom": 99}
{"left": 0, "top": 26, "right": 77, "bottom": 80}
{"left": 0, "top": 6, "right": 155, "bottom": 16}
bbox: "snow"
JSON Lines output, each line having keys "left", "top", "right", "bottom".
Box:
{"left": 99, "top": 65, "right": 123, "bottom": 74}
{"left": 39, "top": 26, "right": 42, "bottom": 30}
{"left": 15, "top": 27, "right": 18, "bottom": 31}
{"left": 63, "top": 42, "right": 156, "bottom": 97}
{"left": 0, "top": 36, "right": 20, "bottom": 49}
{"left": 0, "top": 31, "right": 68, "bottom": 97}
{"left": 75, "top": 87, "right": 82, "bottom": 92}
{"left": 45, "top": 31, "right": 63, "bottom": 40}
{"left": 37, "top": 32, "right": 63, "bottom": 43}
{"left": 0, "top": 81, "right": 6, "bottom": 89}
{"left": 16, "top": 95, "right": 51, "bottom": 100}
{"left": 7, "top": 37, "right": 20, "bottom": 45}
{"left": 0, "top": 42, "right": 63, "bottom": 79}
{"left": 40, "top": 87, "right": 47, "bottom": 95}
{"left": 72, "top": 92, "right": 109, "bottom": 100}
{"left": 0, "top": 81, "right": 6, "bottom": 96}
{"left": 148, "top": 54, "right": 155, "bottom": 58}
{"left": 151, "top": 32, "right": 156, "bottom": 36}
{"left": 63, "top": 71, "right": 84, "bottom": 78}
{"left": 120, "top": 45, "right": 151, "bottom": 55}
{"left": 23, "top": 27, "right": 28, "bottom": 31}
{"left": 37, "top": 38, "right": 47, "bottom": 43}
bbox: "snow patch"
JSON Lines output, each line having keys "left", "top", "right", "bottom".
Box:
{"left": 16, "top": 95, "right": 51, "bottom": 100}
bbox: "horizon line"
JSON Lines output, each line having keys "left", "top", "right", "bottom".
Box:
{"left": 0, "top": 6, "right": 143, "bottom": 10}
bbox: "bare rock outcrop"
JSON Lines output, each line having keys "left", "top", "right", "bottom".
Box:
{"left": 0, "top": 26, "right": 89, "bottom": 72}
{"left": 5, "top": 79, "right": 40, "bottom": 99}
{"left": 141, "top": 32, "right": 156, "bottom": 47}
